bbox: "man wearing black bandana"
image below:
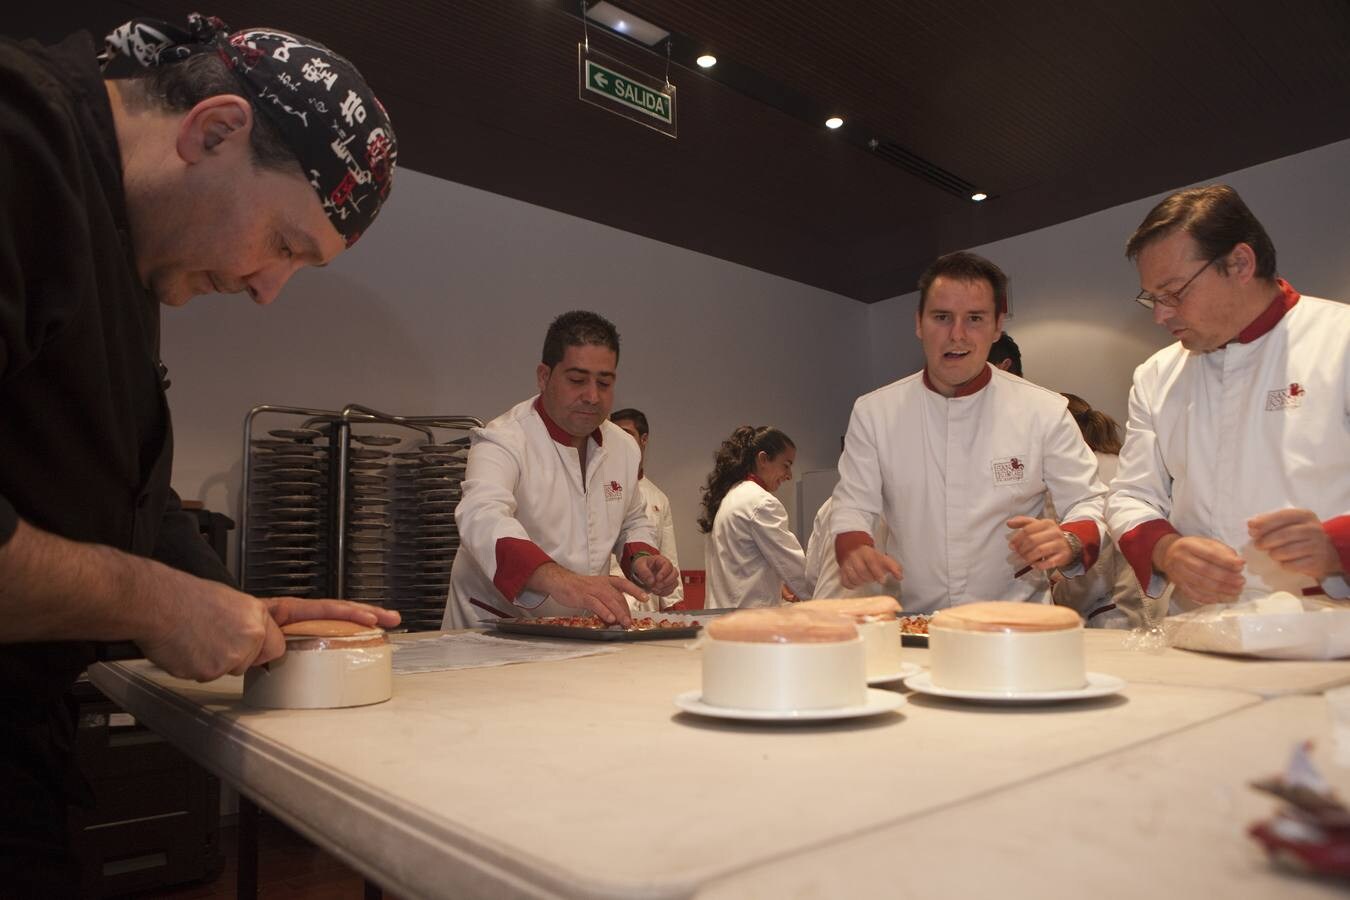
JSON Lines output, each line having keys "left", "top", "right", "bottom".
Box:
{"left": 0, "top": 14, "right": 401, "bottom": 892}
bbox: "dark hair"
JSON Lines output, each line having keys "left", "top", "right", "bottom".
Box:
{"left": 697, "top": 426, "right": 795, "bottom": 533}
{"left": 1125, "top": 184, "right": 1277, "bottom": 280}
{"left": 987, "top": 332, "right": 1023, "bottom": 377}
{"left": 917, "top": 251, "right": 1009, "bottom": 317}
{"left": 1062, "top": 393, "right": 1123, "bottom": 455}
{"left": 541, "top": 310, "right": 621, "bottom": 367}
{"left": 116, "top": 53, "right": 299, "bottom": 174}
{"left": 610, "top": 408, "right": 649, "bottom": 436}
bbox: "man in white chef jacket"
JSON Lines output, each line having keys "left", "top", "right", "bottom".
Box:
{"left": 443, "top": 311, "right": 680, "bottom": 629}
{"left": 607, "top": 408, "right": 684, "bottom": 611}
{"left": 828, "top": 251, "right": 1107, "bottom": 615}
{"left": 1106, "top": 184, "right": 1349, "bottom": 611}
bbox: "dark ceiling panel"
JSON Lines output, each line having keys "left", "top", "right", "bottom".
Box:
{"left": 8, "top": 1, "right": 1350, "bottom": 301}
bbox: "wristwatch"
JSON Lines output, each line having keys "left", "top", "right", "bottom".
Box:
{"left": 1061, "top": 530, "right": 1083, "bottom": 565}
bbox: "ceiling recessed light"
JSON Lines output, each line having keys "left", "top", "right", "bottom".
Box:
{"left": 696, "top": 54, "right": 717, "bottom": 68}
{"left": 971, "top": 192, "right": 988, "bottom": 202}
{"left": 825, "top": 116, "right": 844, "bottom": 129}
{"left": 585, "top": 2, "right": 670, "bottom": 47}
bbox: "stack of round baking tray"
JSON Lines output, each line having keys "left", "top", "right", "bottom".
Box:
{"left": 244, "top": 427, "right": 331, "bottom": 598}
{"left": 388, "top": 437, "right": 468, "bottom": 630}
{"left": 343, "top": 433, "right": 397, "bottom": 606}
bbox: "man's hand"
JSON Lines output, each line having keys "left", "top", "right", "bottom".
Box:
{"left": 528, "top": 563, "right": 635, "bottom": 626}
{"left": 1249, "top": 508, "right": 1343, "bottom": 581}
{"left": 631, "top": 553, "right": 679, "bottom": 596}
{"left": 839, "top": 545, "right": 903, "bottom": 590}
{"left": 1006, "top": 516, "right": 1073, "bottom": 570}
{"left": 138, "top": 568, "right": 403, "bottom": 681}
{"left": 1153, "top": 533, "right": 1245, "bottom": 604}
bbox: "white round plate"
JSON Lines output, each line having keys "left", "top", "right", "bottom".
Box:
{"left": 674, "top": 688, "right": 906, "bottom": 722}
{"left": 867, "top": 661, "right": 923, "bottom": 685}
{"left": 902, "top": 671, "right": 1125, "bottom": 703}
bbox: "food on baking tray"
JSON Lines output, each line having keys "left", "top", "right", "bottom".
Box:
{"left": 518, "top": 615, "right": 697, "bottom": 631}
{"left": 928, "top": 602, "right": 1085, "bottom": 692}
{"left": 898, "top": 614, "right": 931, "bottom": 635}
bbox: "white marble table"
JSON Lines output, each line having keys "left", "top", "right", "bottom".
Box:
{"left": 89, "top": 634, "right": 1274, "bottom": 900}
{"left": 699, "top": 694, "right": 1345, "bottom": 899}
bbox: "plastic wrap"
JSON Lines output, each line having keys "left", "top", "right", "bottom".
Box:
{"left": 1164, "top": 593, "right": 1350, "bottom": 660}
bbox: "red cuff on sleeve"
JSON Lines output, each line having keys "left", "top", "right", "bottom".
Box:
{"left": 1324, "top": 515, "right": 1350, "bottom": 578}
{"left": 1118, "top": 519, "right": 1179, "bottom": 594}
{"left": 620, "top": 541, "right": 661, "bottom": 580}
{"left": 834, "top": 531, "right": 875, "bottom": 567}
{"left": 493, "top": 537, "right": 554, "bottom": 601}
{"left": 1061, "top": 520, "right": 1101, "bottom": 572}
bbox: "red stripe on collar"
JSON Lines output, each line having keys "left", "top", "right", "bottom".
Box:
{"left": 1233, "top": 279, "right": 1300, "bottom": 344}
{"left": 746, "top": 474, "right": 768, "bottom": 490}
{"left": 533, "top": 397, "right": 603, "bottom": 447}
{"left": 922, "top": 363, "right": 992, "bottom": 398}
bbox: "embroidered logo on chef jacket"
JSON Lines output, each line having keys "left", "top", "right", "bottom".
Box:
{"left": 991, "top": 456, "right": 1026, "bottom": 484}
{"left": 604, "top": 480, "right": 624, "bottom": 501}
{"left": 1265, "top": 382, "right": 1305, "bottom": 411}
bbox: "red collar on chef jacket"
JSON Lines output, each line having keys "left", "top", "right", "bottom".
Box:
{"left": 1230, "top": 279, "right": 1300, "bottom": 344}
{"left": 533, "top": 397, "right": 603, "bottom": 448}
{"left": 922, "top": 362, "right": 992, "bottom": 398}
{"left": 746, "top": 474, "right": 769, "bottom": 490}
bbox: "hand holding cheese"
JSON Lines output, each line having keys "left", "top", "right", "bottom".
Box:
{"left": 631, "top": 553, "right": 679, "bottom": 596}
{"left": 1248, "top": 508, "right": 1344, "bottom": 581}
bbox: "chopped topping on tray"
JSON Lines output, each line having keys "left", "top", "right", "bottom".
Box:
{"left": 519, "top": 616, "right": 699, "bottom": 631}
{"left": 898, "top": 615, "right": 931, "bottom": 635}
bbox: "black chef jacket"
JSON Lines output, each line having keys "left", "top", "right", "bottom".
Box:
{"left": 0, "top": 31, "right": 233, "bottom": 879}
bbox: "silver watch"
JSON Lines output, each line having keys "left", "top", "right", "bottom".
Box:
{"left": 1061, "top": 530, "right": 1083, "bottom": 564}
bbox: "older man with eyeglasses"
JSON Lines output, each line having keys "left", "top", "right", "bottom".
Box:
{"left": 1106, "top": 184, "right": 1350, "bottom": 614}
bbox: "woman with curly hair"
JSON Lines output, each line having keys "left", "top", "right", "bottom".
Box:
{"left": 700, "top": 426, "right": 811, "bottom": 608}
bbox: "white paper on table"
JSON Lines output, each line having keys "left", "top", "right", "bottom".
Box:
{"left": 390, "top": 632, "right": 619, "bottom": 674}
{"left": 1164, "top": 593, "right": 1350, "bottom": 660}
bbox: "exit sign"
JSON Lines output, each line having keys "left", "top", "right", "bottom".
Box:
{"left": 578, "top": 46, "right": 677, "bottom": 138}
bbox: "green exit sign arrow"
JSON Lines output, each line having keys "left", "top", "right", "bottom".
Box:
{"left": 578, "top": 46, "right": 677, "bottom": 138}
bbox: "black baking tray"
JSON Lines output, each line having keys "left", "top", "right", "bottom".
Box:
{"left": 489, "top": 617, "right": 702, "bottom": 641}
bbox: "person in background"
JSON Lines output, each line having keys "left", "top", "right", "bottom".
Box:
{"left": 1107, "top": 184, "right": 1348, "bottom": 610}
{"left": 987, "top": 331, "right": 1024, "bottom": 377}
{"left": 443, "top": 311, "right": 679, "bottom": 629}
{"left": 829, "top": 251, "right": 1107, "bottom": 615}
{"left": 1051, "top": 394, "right": 1142, "bottom": 627}
{"left": 700, "top": 426, "right": 811, "bottom": 608}
{"left": 804, "top": 497, "right": 894, "bottom": 600}
{"left": 0, "top": 14, "right": 400, "bottom": 891}
{"left": 608, "top": 408, "right": 684, "bottom": 611}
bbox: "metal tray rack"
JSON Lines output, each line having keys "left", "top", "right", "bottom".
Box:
{"left": 239, "top": 404, "right": 482, "bottom": 631}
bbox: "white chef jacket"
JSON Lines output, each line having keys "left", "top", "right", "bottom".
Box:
{"left": 829, "top": 365, "right": 1107, "bottom": 615}
{"left": 705, "top": 478, "right": 811, "bottom": 609}
{"left": 805, "top": 497, "right": 898, "bottom": 601}
{"left": 1106, "top": 285, "right": 1350, "bottom": 610}
{"left": 608, "top": 475, "right": 684, "bottom": 611}
{"left": 444, "top": 396, "right": 658, "bottom": 628}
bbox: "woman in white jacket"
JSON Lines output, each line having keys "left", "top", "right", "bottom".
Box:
{"left": 700, "top": 426, "right": 811, "bottom": 608}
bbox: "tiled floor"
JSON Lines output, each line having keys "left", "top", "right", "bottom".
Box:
{"left": 131, "top": 812, "right": 388, "bottom": 899}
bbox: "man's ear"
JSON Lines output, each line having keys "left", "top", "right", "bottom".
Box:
{"left": 176, "top": 95, "right": 253, "bottom": 163}
{"left": 536, "top": 363, "right": 551, "bottom": 394}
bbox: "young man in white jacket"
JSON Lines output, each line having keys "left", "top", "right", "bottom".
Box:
{"left": 443, "top": 312, "right": 679, "bottom": 628}
{"left": 1107, "top": 184, "right": 1349, "bottom": 611}
{"left": 829, "top": 252, "right": 1107, "bottom": 615}
{"left": 608, "top": 408, "right": 684, "bottom": 611}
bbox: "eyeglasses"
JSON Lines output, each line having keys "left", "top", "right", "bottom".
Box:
{"left": 1135, "top": 256, "right": 1219, "bottom": 310}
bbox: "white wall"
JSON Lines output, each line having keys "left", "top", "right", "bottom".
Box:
{"left": 162, "top": 169, "right": 871, "bottom": 569}
{"left": 865, "top": 138, "right": 1350, "bottom": 424}
{"left": 165, "top": 138, "right": 1350, "bottom": 575}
